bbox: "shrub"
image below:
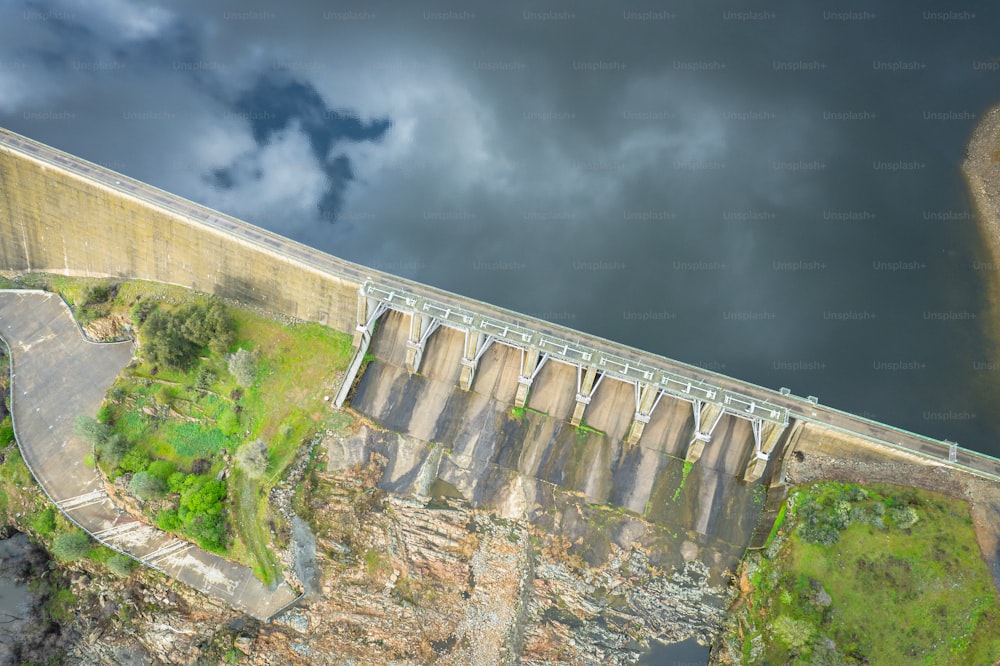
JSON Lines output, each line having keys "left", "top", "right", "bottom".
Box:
{"left": 890, "top": 505, "right": 919, "bottom": 529}
{"left": 180, "top": 476, "right": 226, "bottom": 517}
{"left": 139, "top": 302, "right": 235, "bottom": 369}
{"left": 195, "top": 367, "right": 216, "bottom": 390}
{"left": 79, "top": 283, "right": 112, "bottom": 306}
{"left": 798, "top": 522, "right": 840, "bottom": 546}
{"left": 235, "top": 439, "right": 270, "bottom": 479}
{"left": 130, "top": 471, "right": 167, "bottom": 501}
{"left": 74, "top": 415, "right": 111, "bottom": 448}
{"left": 157, "top": 508, "right": 181, "bottom": 531}
{"left": 95, "top": 433, "right": 130, "bottom": 468}
{"left": 167, "top": 472, "right": 187, "bottom": 494}
{"left": 32, "top": 507, "right": 57, "bottom": 535}
{"left": 156, "top": 385, "right": 177, "bottom": 407}
{"left": 131, "top": 299, "right": 155, "bottom": 326}
{"left": 772, "top": 614, "right": 813, "bottom": 650}
{"left": 844, "top": 486, "right": 868, "bottom": 502}
{"left": 119, "top": 447, "right": 151, "bottom": 474}
{"left": 188, "top": 513, "right": 227, "bottom": 552}
{"left": 227, "top": 349, "right": 257, "bottom": 388}
{"left": 106, "top": 553, "right": 138, "bottom": 577}
{"left": 52, "top": 531, "right": 91, "bottom": 562}
{"left": 147, "top": 460, "right": 176, "bottom": 482}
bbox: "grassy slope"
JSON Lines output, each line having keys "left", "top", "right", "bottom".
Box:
{"left": 726, "top": 482, "right": 1000, "bottom": 665}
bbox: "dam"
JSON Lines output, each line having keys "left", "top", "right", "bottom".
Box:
{"left": 2, "top": 126, "right": 1000, "bottom": 624}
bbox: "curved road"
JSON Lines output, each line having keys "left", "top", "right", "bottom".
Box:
{"left": 0, "top": 290, "right": 298, "bottom": 621}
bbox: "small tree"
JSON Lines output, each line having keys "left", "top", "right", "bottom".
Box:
{"left": 130, "top": 471, "right": 167, "bottom": 501}
{"left": 890, "top": 505, "right": 919, "bottom": 529}
{"left": 195, "top": 366, "right": 216, "bottom": 390}
{"left": 235, "top": 439, "right": 270, "bottom": 479}
{"left": 95, "top": 433, "right": 130, "bottom": 468}
{"left": 227, "top": 348, "right": 257, "bottom": 388}
{"left": 52, "top": 531, "right": 91, "bottom": 562}
{"left": 74, "top": 415, "right": 111, "bottom": 448}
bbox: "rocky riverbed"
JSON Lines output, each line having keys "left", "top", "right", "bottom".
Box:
{"left": 0, "top": 531, "right": 72, "bottom": 665}
{"left": 0, "top": 419, "right": 730, "bottom": 664}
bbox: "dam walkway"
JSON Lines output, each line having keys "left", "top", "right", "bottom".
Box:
{"left": 0, "top": 290, "right": 298, "bottom": 621}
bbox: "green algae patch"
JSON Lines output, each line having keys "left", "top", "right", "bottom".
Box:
{"left": 672, "top": 460, "right": 694, "bottom": 502}
{"left": 643, "top": 457, "right": 687, "bottom": 524}
{"left": 716, "top": 481, "right": 1000, "bottom": 665}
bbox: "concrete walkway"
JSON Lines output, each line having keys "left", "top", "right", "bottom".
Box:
{"left": 0, "top": 290, "right": 299, "bottom": 621}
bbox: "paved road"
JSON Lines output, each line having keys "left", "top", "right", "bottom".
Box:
{"left": 4, "top": 127, "right": 998, "bottom": 481}
{"left": 0, "top": 290, "right": 299, "bottom": 621}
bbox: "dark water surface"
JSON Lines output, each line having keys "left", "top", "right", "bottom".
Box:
{"left": 2, "top": 1, "right": 1000, "bottom": 454}
{"left": 641, "top": 638, "right": 710, "bottom": 666}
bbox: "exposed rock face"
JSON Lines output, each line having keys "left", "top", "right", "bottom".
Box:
{"left": 239, "top": 447, "right": 726, "bottom": 664}
{"left": 0, "top": 417, "right": 729, "bottom": 664}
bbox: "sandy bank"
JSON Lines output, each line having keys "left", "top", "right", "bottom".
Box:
{"left": 964, "top": 104, "right": 1000, "bottom": 265}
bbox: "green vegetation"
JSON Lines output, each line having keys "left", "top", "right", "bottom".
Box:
{"left": 0, "top": 416, "right": 13, "bottom": 448}
{"left": 227, "top": 348, "right": 258, "bottom": 388}
{"left": 139, "top": 300, "right": 234, "bottom": 369}
{"left": 106, "top": 553, "right": 138, "bottom": 577}
{"left": 74, "top": 281, "right": 117, "bottom": 326}
{"left": 45, "top": 588, "right": 78, "bottom": 623}
{"left": 51, "top": 531, "right": 92, "bottom": 562}
{"left": 32, "top": 506, "right": 58, "bottom": 535}
{"left": 721, "top": 482, "right": 1000, "bottom": 665}
{"left": 130, "top": 471, "right": 167, "bottom": 501}
{"left": 234, "top": 438, "right": 269, "bottom": 479}
{"left": 57, "top": 278, "right": 357, "bottom": 583}
{"left": 574, "top": 419, "right": 604, "bottom": 436}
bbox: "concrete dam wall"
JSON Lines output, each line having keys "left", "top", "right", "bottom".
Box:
{"left": 0, "top": 127, "right": 786, "bottom": 583}
{"left": 4, "top": 127, "right": 1000, "bottom": 594}
{"left": 0, "top": 130, "right": 362, "bottom": 330}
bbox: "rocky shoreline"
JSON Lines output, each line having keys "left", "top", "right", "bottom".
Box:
{"left": 963, "top": 104, "right": 1000, "bottom": 268}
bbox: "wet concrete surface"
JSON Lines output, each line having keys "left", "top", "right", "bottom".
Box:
{"left": 0, "top": 290, "right": 298, "bottom": 621}
{"left": 349, "top": 312, "right": 776, "bottom": 580}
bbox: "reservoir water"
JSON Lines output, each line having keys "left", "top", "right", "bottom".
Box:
{"left": 1, "top": 0, "right": 999, "bottom": 458}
